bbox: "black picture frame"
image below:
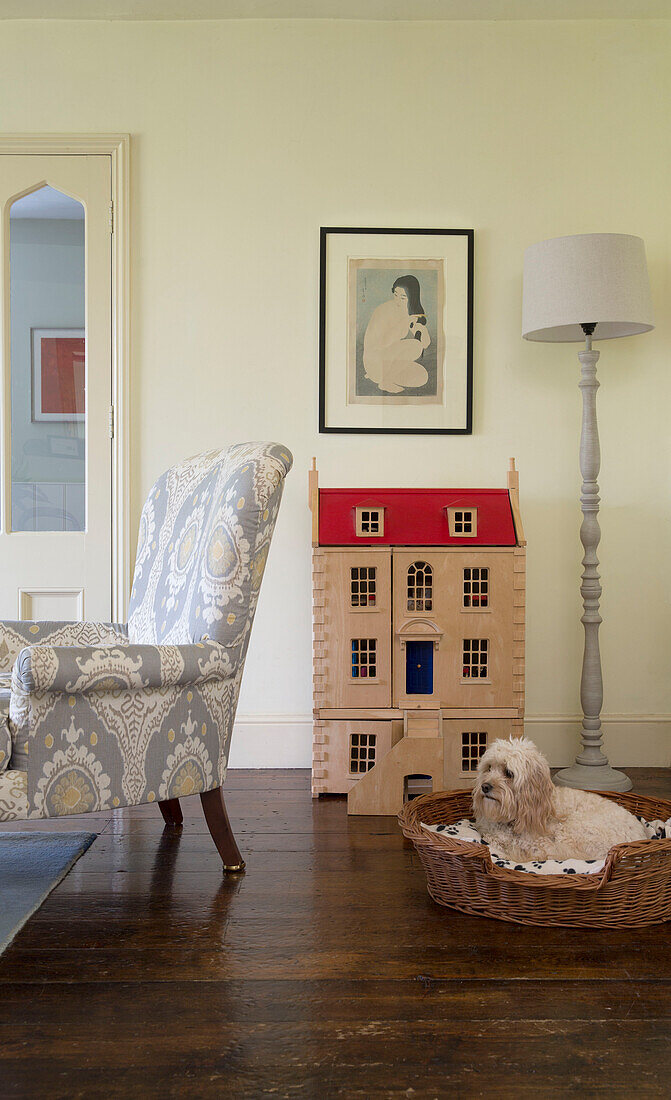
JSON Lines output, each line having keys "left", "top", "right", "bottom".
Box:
{"left": 319, "top": 227, "right": 473, "bottom": 435}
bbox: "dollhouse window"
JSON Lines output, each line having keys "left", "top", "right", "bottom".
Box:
{"left": 462, "top": 638, "right": 488, "bottom": 679}
{"left": 407, "top": 561, "right": 433, "bottom": 611}
{"left": 350, "top": 732, "right": 376, "bottom": 774}
{"left": 351, "top": 638, "right": 377, "bottom": 678}
{"left": 463, "top": 567, "right": 489, "bottom": 608}
{"left": 447, "top": 508, "right": 477, "bottom": 537}
{"left": 355, "top": 507, "right": 384, "bottom": 537}
{"left": 350, "top": 566, "right": 377, "bottom": 608}
{"left": 461, "top": 731, "right": 488, "bottom": 771}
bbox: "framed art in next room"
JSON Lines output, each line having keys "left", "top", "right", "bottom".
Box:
{"left": 31, "top": 327, "right": 85, "bottom": 422}
{"left": 319, "top": 227, "right": 473, "bottom": 435}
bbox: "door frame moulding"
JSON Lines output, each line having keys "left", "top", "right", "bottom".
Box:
{"left": 0, "top": 133, "right": 130, "bottom": 621}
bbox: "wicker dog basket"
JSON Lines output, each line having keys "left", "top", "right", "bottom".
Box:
{"left": 398, "top": 789, "right": 671, "bottom": 928}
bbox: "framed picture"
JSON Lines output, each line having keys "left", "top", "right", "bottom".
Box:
{"left": 31, "top": 328, "right": 85, "bottom": 423}
{"left": 319, "top": 228, "right": 473, "bottom": 434}
{"left": 48, "top": 435, "right": 83, "bottom": 458}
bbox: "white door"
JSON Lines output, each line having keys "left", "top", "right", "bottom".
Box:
{"left": 0, "top": 155, "right": 112, "bottom": 622}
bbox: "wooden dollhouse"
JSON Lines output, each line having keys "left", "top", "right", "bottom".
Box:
{"left": 309, "top": 460, "right": 526, "bottom": 815}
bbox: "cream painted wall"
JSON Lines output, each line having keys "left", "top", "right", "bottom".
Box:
{"left": 0, "top": 18, "right": 669, "bottom": 765}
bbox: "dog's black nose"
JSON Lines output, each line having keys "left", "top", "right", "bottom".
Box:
{"left": 481, "top": 783, "right": 491, "bottom": 795}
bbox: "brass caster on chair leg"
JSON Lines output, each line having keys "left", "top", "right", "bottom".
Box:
{"left": 201, "top": 787, "right": 245, "bottom": 871}
{"left": 223, "top": 860, "right": 246, "bottom": 874}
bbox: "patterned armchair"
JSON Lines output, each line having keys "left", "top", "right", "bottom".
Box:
{"left": 0, "top": 442, "right": 292, "bottom": 871}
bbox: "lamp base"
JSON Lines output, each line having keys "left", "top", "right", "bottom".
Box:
{"left": 553, "top": 763, "right": 632, "bottom": 792}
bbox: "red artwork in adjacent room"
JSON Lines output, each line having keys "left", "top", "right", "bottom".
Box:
{"left": 32, "top": 328, "right": 85, "bottom": 421}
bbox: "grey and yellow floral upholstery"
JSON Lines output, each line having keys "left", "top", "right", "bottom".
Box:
{"left": 0, "top": 673, "right": 11, "bottom": 773}
{"left": 0, "top": 442, "right": 292, "bottom": 821}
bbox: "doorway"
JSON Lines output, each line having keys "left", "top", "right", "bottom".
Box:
{"left": 1, "top": 139, "right": 128, "bottom": 621}
{"left": 405, "top": 640, "right": 434, "bottom": 695}
{"left": 404, "top": 774, "right": 433, "bottom": 801}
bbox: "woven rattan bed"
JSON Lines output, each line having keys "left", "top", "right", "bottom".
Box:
{"left": 398, "top": 789, "right": 671, "bottom": 928}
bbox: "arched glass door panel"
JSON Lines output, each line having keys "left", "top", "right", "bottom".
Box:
{"left": 10, "top": 185, "right": 85, "bottom": 532}
{"left": 0, "top": 153, "right": 112, "bottom": 623}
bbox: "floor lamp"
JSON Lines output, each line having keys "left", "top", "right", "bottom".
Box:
{"left": 522, "top": 233, "right": 654, "bottom": 791}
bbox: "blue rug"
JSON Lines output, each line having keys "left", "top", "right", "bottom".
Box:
{"left": 0, "top": 832, "right": 96, "bottom": 955}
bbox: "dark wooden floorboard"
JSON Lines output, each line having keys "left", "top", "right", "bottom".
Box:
{"left": 1, "top": 767, "right": 670, "bottom": 1097}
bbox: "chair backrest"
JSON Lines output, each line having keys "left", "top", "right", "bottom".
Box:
{"left": 127, "top": 442, "right": 293, "bottom": 658}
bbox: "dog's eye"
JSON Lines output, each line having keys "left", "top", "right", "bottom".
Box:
{"left": 504, "top": 768, "right": 514, "bottom": 780}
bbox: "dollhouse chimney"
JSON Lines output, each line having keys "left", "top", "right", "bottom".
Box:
{"left": 508, "top": 458, "right": 519, "bottom": 491}
{"left": 309, "top": 459, "right": 319, "bottom": 547}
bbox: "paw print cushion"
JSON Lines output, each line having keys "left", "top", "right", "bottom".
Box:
{"left": 421, "top": 816, "right": 671, "bottom": 876}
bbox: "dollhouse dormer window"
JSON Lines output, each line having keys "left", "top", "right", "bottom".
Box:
{"left": 355, "top": 507, "right": 384, "bottom": 538}
{"left": 447, "top": 507, "right": 477, "bottom": 537}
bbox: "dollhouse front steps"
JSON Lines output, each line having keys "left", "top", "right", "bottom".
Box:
{"left": 404, "top": 709, "right": 442, "bottom": 739}
{"left": 347, "top": 709, "right": 443, "bottom": 816}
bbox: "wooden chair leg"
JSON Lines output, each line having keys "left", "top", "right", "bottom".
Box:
{"left": 200, "top": 786, "right": 245, "bottom": 873}
{"left": 158, "top": 798, "right": 183, "bottom": 827}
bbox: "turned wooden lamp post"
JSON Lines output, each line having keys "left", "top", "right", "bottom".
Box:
{"left": 522, "top": 233, "right": 654, "bottom": 792}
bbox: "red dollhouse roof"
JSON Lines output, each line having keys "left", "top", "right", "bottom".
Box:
{"left": 318, "top": 488, "right": 518, "bottom": 546}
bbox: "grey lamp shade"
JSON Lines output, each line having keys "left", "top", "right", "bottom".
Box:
{"left": 522, "top": 233, "right": 654, "bottom": 342}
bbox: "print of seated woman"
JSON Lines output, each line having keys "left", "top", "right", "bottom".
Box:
{"left": 363, "top": 274, "right": 430, "bottom": 394}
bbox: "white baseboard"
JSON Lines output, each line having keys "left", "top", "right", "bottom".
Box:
{"left": 230, "top": 713, "right": 671, "bottom": 769}
{"left": 228, "top": 714, "right": 313, "bottom": 768}
{"left": 525, "top": 715, "right": 671, "bottom": 768}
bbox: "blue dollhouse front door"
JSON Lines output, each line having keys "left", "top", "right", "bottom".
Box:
{"left": 405, "top": 641, "right": 434, "bottom": 695}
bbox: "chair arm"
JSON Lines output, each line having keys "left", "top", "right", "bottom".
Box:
{"left": 0, "top": 620, "right": 127, "bottom": 673}
{"left": 13, "top": 640, "right": 235, "bottom": 696}
{"left": 26, "top": 670, "right": 241, "bottom": 817}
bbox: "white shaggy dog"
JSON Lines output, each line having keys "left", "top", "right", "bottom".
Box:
{"left": 472, "top": 737, "right": 647, "bottom": 863}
